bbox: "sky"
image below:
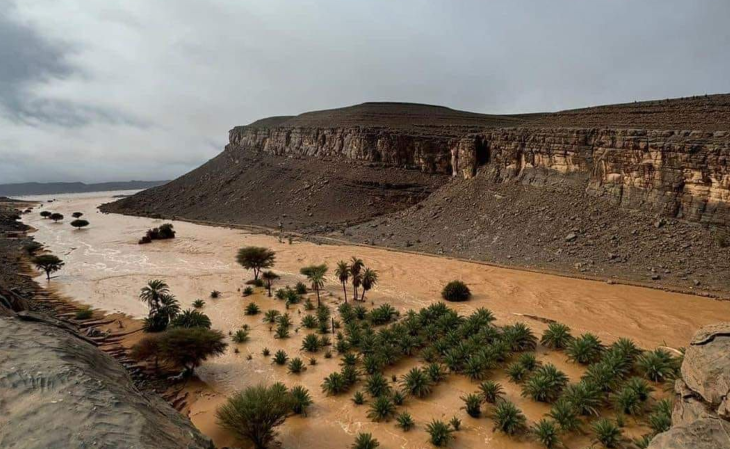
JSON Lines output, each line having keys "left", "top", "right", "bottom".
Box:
{"left": 1, "top": 0, "right": 729, "bottom": 184}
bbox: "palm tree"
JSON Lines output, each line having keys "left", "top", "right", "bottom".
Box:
{"left": 335, "top": 260, "right": 350, "bottom": 303}
{"left": 360, "top": 268, "right": 378, "bottom": 301}
{"left": 350, "top": 257, "right": 364, "bottom": 300}
{"left": 262, "top": 271, "right": 280, "bottom": 297}
{"left": 301, "top": 264, "right": 327, "bottom": 308}
{"left": 139, "top": 279, "right": 170, "bottom": 312}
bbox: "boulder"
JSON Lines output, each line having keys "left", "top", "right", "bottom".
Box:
{"left": 681, "top": 322, "right": 730, "bottom": 418}
{"left": 648, "top": 417, "right": 730, "bottom": 449}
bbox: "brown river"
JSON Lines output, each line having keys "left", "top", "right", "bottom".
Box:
{"left": 24, "top": 193, "right": 730, "bottom": 449}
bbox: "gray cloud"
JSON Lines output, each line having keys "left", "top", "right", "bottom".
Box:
{"left": 0, "top": 0, "right": 729, "bottom": 184}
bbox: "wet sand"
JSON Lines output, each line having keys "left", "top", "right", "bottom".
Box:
{"left": 25, "top": 193, "right": 730, "bottom": 448}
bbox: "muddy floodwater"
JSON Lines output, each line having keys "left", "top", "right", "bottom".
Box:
{"left": 25, "top": 193, "right": 730, "bottom": 448}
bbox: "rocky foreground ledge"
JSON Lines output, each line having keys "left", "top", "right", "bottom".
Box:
{"left": 0, "top": 312, "right": 214, "bottom": 449}
{"left": 649, "top": 322, "right": 730, "bottom": 448}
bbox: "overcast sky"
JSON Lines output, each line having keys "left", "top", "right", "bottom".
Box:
{"left": 1, "top": 0, "right": 729, "bottom": 184}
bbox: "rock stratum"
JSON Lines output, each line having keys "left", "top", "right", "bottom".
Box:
{"left": 103, "top": 95, "right": 730, "bottom": 293}
{"left": 231, "top": 97, "right": 730, "bottom": 227}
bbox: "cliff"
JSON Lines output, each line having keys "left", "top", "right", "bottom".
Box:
{"left": 228, "top": 98, "right": 730, "bottom": 227}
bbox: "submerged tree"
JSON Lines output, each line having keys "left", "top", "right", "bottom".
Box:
{"left": 32, "top": 254, "right": 64, "bottom": 280}
{"left": 360, "top": 268, "right": 378, "bottom": 301}
{"left": 70, "top": 219, "right": 89, "bottom": 230}
{"left": 300, "top": 264, "right": 327, "bottom": 308}
{"left": 350, "top": 257, "right": 364, "bottom": 300}
{"left": 49, "top": 212, "right": 64, "bottom": 223}
{"left": 236, "top": 247, "right": 276, "bottom": 281}
{"left": 335, "top": 260, "right": 350, "bottom": 303}
{"left": 40, "top": 210, "right": 51, "bottom": 219}
{"left": 72, "top": 212, "right": 83, "bottom": 218}
{"left": 262, "top": 271, "right": 280, "bottom": 297}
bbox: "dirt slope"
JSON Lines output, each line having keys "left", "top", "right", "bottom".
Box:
{"left": 101, "top": 150, "right": 447, "bottom": 233}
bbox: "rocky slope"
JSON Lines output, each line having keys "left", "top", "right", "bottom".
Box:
{"left": 101, "top": 150, "right": 447, "bottom": 233}
{"left": 649, "top": 322, "right": 730, "bottom": 448}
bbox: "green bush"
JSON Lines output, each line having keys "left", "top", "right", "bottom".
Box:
{"left": 592, "top": 418, "right": 622, "bottom": 448}
{"left": 426, "top": 419, "right": 454, "bottom": 447}
{"left": 400, "top": 367, "right": 432, "bottom": 398}
{"left": 396, "top": 411, "right": 415, "bottom": 431}
{"left": 192, "top": 299, "right": 205, "bottom": 308}
{"left": 289, "top": 385, "right": 312, "bottom": 415}
{"left": 366, "top": 395, "right": 396, "bottom": 422}
{"left": 216, "top": 384, "right": 292, "bottom": 448}
{"left": 232, "top": 329, "right": 249, "bottom": 343}
{"left": 532, "top": 419, "right": 560, "bottom": 448}
{"left": 170, "top": 309, "right": 212, "bottom": 329}
{"left": 75, "top": 307, "right": 93, "bottom": 320}
{"left": 245, "top": 302, "right": 260, "bottom": 315}
{"left": 479, "top": 380, "right": 504, "bottom": 404}
{"left": 302, "top": 334, "right": 322, "bottom": 352}
{"left": 566, "top": 333, "right": 603, "bottom": 364}
{"left": 540, "top": 323, "right": 572, "bottom": 349}
{"left": 462, "top": 393, "right": 482, "bottom": 417}
{"left": 493, "top": 401, "right": 527, "bottom": 435}
{"left": 352, "top": 433, "right": 379, "bottom": 449}
{"left": 441, "top": 280, "right": 471, "bottom": 301}
{"left": 272, "top": 350, "right": 288, "bottom": 365}
{"left": 288, "top": 357, "right": 305, "bottom": 374}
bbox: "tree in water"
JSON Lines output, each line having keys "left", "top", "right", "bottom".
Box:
{"left": 335, "top": 260, "right": 350, "bottom": 303}
{"left": 360, "top": 268, "right": 378, "bottom": 301}
{"left": 262, "top": 271, "right": 280, "bottom": 297}
{"left": 236, "top": 247, "right": 276, "bottom": 281}
{"left": 70, "top": 219, "right": 89, "bottom": 230}
{"left": 350, "top": 257, "right": 364, "bottom": 300}
{"left": 32, "top": 254, "right": 64, "bottom": 280}
{"left": 300, "top": 264, "right": 328, "bottom": 308}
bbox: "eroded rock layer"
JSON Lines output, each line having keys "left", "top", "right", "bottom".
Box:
{"left": 228, "top": 97, "right": 730, "bottom": 226}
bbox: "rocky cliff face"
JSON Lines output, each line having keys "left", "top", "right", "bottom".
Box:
{"left": 649, "top": 322, "right": 730, "bottom": 449}
{"left": 229, "top": 124, "right": 730, "bottom": 227}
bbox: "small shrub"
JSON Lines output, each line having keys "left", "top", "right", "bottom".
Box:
{"left": 611, "top": 386, "right": 643, "bottom": 416}
{"left": 245, "top": 302, "right": 260, "bottom": 315}
{"left": 242, "top": 287, "right": 253, "bottom": 296}
{"left": 400, "top": 367, "right": 433, "bottom": 398}
{"left": 396, "top": 412, "right": 415, "bottom": 431}
{"left": 352, "top": 391, "right": 366, "bottom": 405}
{"left": 288, "top": 357, "right": 305, "bottom": 374}
{"left": 341, "top": 353, "right": 358, "bottom": 366}
{"left": 462, "top": 393, "right": 482, "bottom": 417}
{"left": 263, "top": 309, "right": 280, "bottom": 323}
{"left": 192, "top": 299, "right": 205, "bottom": 308}
{"left": 540, "top": 322, "right": 572, "bottom": 349}
{"left": 232, "top": 329, "right": 249, "bottom": 343}
{"left": 275, "top": 324, "right": 290, "bottom": 339}
{"left": 273, "top": 350, "right": 288, "bottom": 365}
{"left": 302, "top": 334, "right": 322, "bottom": 352}
{"left": 210, "top": 290, "right": 220, "bottom": 298}
{"left": 352, "top": 432, "right": 379, "bottom": 449}
{"left": 426, "top": 419, "right": 454, "bottom": 447}
{"left": 262, "top": 347, "right": 270, "bottom": 356}
{"left": 75, "top": 307, "right": 93, "bottom": 320}
{"left": 367, "top": 395, "right": 396, "bottom": 422}
{"left": 648, "top": 399, "right": 672, "bottom": 434}
{"left": 302, "top": 314, "right": 318, "bottom": 328}
{"left": 566, "top": 333, "right": 604, "bottom": 364}
{"left": 426, "top": 362, "right": 447, "bottom": 383}
{"left": 295, "top": 282, "right": 308, "bottom": 294}
{"left": 479, "top": 380, "right": 504, "bottom": 404}
{"left": 365, "top": 373, "right": 391, "bottom": 398}
{"left": 532, "top": 419, "right": 560, "bottom": 448}
{"left": 502, "top": 322, "right": 537, "bottom": 351}
{"left": 548, "top": 398, "right": 581, "bottom": 433}
{"left": 592, "top": 418, "right": 622, "bottom": 448}
{"left": 289, "top": 385, "right": 312, "bottom": 415}
{"left": 392, "top": 390, "right": 406, "bottom": 406}
{"left": 449, "top": 416, "right": 461, "bottom": 431}
{"left": 563, "top": 381, "right": 602, "bottom": 416}
{"left": 322, "top": 372, "right": 348, "bottom": 395}
{"left": 493, "top": 401, "right": 527, "bottom": 435}
{"left": 636, "top": 349, "right": 678, "bottom": 383}
{"left": 441, "top": 280, "right": 471, "bottom": 302}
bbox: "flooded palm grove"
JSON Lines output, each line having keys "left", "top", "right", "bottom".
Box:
{"left": 24, "top": 193, "right": 730, "bottom": 449}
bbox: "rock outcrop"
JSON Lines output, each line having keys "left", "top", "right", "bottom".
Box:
{"left": 648, "top": 322, "right": 730, "bottom": 449}
{"left": 0, "top": 313, "right": 214, "bottom": 449}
